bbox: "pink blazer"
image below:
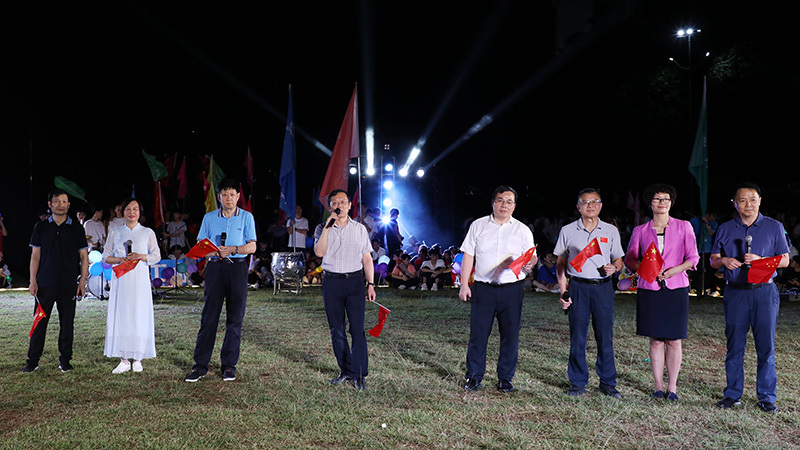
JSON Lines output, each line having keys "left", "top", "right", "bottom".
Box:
{"left": 625, "top": 218, "right": 700, "bottom": 291}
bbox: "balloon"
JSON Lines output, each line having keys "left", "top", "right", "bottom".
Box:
{"left": 377, "top": 263, "right": 388, "bottom": 275}
{"left": 452, "top": 262, "right": 461, "bottom": 275}
{"left": 186, "top": 263, "right": 197, "bottom": 274}
{"left": 152, "top": 278, "right": 163, "bottom": 288}
{"left": 90, "top": 263, "right": 103, "bottom": 276}
{"left": 378, "top": 255, "right": 390, "bottom": 265}
{"left": 101, "top": 262, "right": 112, "bottom": 269}
{"left": 454, "top": 253, "right": 463, "bottom": 263}
{"left": 161, "top": 267, "right": 175, "bottom": 279}
{"left": 103, "top": 268, "right": 113, "bottom": 280}
{"left": 618, "top": 277, "right": 632, "bottom": 291}
{"left": 177, "top": 262, "right": 188, "bottom": 273}
{"left": 88, "top": 250, "right": 102, "bottom": 263}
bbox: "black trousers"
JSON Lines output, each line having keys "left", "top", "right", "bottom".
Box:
{"left": 322, "top": 273, "right": 368, "bottom": 380}
{"left": 27, "top": 287, "right": 76, "bottom": 365}
{"left": 192, "top": 260, "right": 248, "bottom": 373}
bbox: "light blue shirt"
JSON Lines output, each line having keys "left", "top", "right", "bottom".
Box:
{"left": 197, "top": 208, "right": 257, "bottom": 259}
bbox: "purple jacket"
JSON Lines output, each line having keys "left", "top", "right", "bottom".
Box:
{"left": 625, "top": 217, "right": 700, "bottom": 291}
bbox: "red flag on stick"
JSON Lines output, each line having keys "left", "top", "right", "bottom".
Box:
{"left": 29, "top": 300, "right": 47, "bottom": 338}
{"left": 748, "top": 255, "right": 783, "bottom": 284}
{"left": 637, "top": 241, "right": 664, "bottom": 284}
{"left": 368, "top": 303, "right": 391, "bottom": 338}
{"left": 186, "top": 238, "right": 220, "bottom": 260}
{"left": 112, "top": 259, "right": 141, "bottom": 278}
{"left": 570, "top": 238, "right": 602, "bottom": 273}
{"left": 177, "top": 156, "right": 188, "bottom": 200}
{"left": 318, "top": 86, "right": 360, "bottom": 208}
{"left": 509, "top": 246, "right": 537, "bottom": 278}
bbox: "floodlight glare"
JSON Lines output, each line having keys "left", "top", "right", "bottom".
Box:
{"left": 384, "top": 163, "right": 393, "bottom": 172}
{"left": 383, "top": 180, "right": 394, "bottom": 190}
{"left": 416, "top": 169, "right": 425, "bottom": 177}
{"left": 366, "top": 167, "right": 375, "bottom": 176}
{"left": 383, "top": 198, "right": 392, "bottom": 207}
{"left": 366, "top": 127, "right": 375, "bottom": 176}
{"left": 349, "top": 166, "right": 357, "bottom": 175}
{"left": 398, "top": 168, "right": 409, "bottom": 177}
{"left": 677, "top": 29, "right": 685, "bottom": 37}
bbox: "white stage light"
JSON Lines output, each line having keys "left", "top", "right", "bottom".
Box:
{"left": 416, "top": 169, "right": 425, "bottom": 177}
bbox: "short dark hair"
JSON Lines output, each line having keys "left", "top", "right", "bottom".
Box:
{"left": 120, "top": 198, "right": 143, "bottom": 213}
{"left": 48, "top": 188, "right": 68, "bottom": 203}
{"left": 371, "top": 238, "right": 381, "bottom": 246}
{"left": 327, "top": 189, "right": 349, "bottom": 204}
{"left": 577, "top": 188, "right": 601, "bottom": 204}
{"left": 492, "top": 185, "right": 518, "bottom": 202}
{"left": 734, "top": 182, "right": 762, "bottom": 198}
{"left": 643, "top": 183, "right": 677, "bottom": 206}
{"left": 390, "top": 208, "right": 399, "bottom": 217}
{"left": 217, "top": 177, "right": 240, "bottom": 192}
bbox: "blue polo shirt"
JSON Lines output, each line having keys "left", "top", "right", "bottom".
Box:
{"left": 197, "top": 208, "right": 257, "bottom": 259}
{"left": 712, "top": 213, "right": 789, "bottom": 283}
{"left": 30, "top": 216, "right": 88, "bottom": 288}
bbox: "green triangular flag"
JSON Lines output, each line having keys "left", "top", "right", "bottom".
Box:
{"left": 54, "top": 176, "right": 86, "bottom": 202}
{"left": 142, "top": 150, "right": 168, "bottom": 181}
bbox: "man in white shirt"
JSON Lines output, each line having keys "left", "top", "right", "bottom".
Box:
{"left": 458, "top": 185, "right": 536, "bottom": 393}
{"left": 83, "top": 208, "right": 106, "bottom": 250}
{"left": 286, "top": 205, "right": 309, "bottom": 252}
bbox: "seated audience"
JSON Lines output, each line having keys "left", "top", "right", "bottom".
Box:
{"left": 388, "top": 253, "right": 418, "bottom": 290}
{"left": 420, "top": 248, "right": 451, "bottom": 291}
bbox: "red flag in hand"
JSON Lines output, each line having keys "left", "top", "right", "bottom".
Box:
{"left": 510, "top": 246, "right": 537, "bottom": 278}
{"left": 29, "top": 301, "right": 47, "bottom": 338}
{"left": 113, "top": 259, "right": 140, "bottom": 278}
{"left": 186, "top": 238, "right": 220, "bottom": 260}
{"left": 637, "top": 241, "right": 664, "bottom": 284}
{"left": 368, "top": 303, "right": 391, "bottom": 338}
{"left": 747, "top": 255, "right": 783, "bottom": 284}
{"left": 570, "top": 238, "right": 602, "bottom": 272}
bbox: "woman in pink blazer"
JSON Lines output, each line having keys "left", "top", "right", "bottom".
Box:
{"left": 625, "top": 184, "right": 700, "bottom": 402}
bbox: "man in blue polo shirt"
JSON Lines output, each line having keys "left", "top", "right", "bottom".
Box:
{"left": 711, "top": 182, "right": 789, "bottom": 413}
{"left": 185, "top": 178, "right": 257, "bottom": 382}
{"left": 23, "top": 189, "right": 89, "bottom": 373}
{"left": 555, "top": 188, "right": 624, "bottom": 398}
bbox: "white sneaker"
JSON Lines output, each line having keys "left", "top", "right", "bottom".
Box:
{"left": 420, "top": 284, "right": 428, "bottom": 291}
{"left": 398, "top": 285, "right": 406, "bottom": 290}
{"left": 132, "top": 360, "right": 143, "bottom": 372}
{"left": 112, "top": 361, "right": 131, "bottom": 374}
{"left": 410, "top": 286, "right": 416, "bottom": 290}
{"left": 431, "top": 284, "right": 439, "bottom": 292}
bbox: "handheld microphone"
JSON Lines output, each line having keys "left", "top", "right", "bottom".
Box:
{"left": 744, "top": 235, "right": 753, "bottom": 267}
{"left": 221, "top": 232, "right": 227, "bottom": 246}
{"left": 562, "top": 290, "right": 571, "bottom": 315}
{"left": 326, "top": 208, "right": 342, "bottom": 229}
{"left": 124, "top": 240, "right": 132, "bottom": 255}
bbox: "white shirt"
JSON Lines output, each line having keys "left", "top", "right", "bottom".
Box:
{"left": 84, "top": 219, "right": 106, "bottom": 246}
{"left": 314, "top": 218, "right": 371, "bottom": 273}
{"left": 364, "top": 216, "right": 377, "bottom": 239}
{"left": 371, "top": 246, "right": 386, "bottom": 262}
{"left": 460, "top": 215, "right": 535, "bottom": 284}
{"left": 287, "top": 216, "right": 309, "bottom": 248}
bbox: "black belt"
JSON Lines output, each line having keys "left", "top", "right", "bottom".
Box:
{"left": 570, "top": 277, "right": 611, "bottom": 285}
{"left": 474, "top": 280, "right": 524, "bottom": 288}
{"left": 207, "top": 257, "right": 247, "bottom": 264}
{"left": 727, "top": 279, "right": 773, "bottom": 290}
{"left": 323, "top": 270, "right": 363, "bottom": 279}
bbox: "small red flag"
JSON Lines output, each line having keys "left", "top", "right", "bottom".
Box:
{"left": 637, "top": 241, "right": 664, "bottom": 284}
{"left": 112, "top": 259, "right": 141, "bottom": 278}
{"left": 368, "top": 303, "right": 391, "bottom": 338}
{"left": 29, "top": 301, "right": 47, "bottom": 338}
{"left": 186, "top": 238, "right": 220, "bottom": 260}
{"left": 509, "top": 246, "right": 537, "bottom": 278}
{"left": 747, "top": 255, "right": 783, "bottom": 284}
{"left": 570, "top": 238, "right": 602, "bottom": 272}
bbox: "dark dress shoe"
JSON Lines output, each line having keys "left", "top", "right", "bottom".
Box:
{"left": 351, "top": 378, "right": 366, "bottom": 391}
{"left": 498, "top": 380, "right": 514, "bottom": 393}
{"left": 716, "top": 397, "right": 741, "bottom": 409}
{"left": 759, "top": 401, "right": 777, "bottom": 413}
{"left": 597, "top": 383, "right": 622, "bottom": 399}
{"left": 567, "top": 385, "right": 585, "bottom": 396}
{"left": 666, "top": 391, "right": 679, "bottom": 402}
{"left": 330, "top": 373, "right": 352, "bottom": 385}
{"left": 652, "top": 390, "right": 665, "bottom": 400}
{"left": 464, "top": 378, "right": 481, "bottom": 391}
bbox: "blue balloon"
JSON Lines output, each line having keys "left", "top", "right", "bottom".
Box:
{"left": 161, "top": 267, "right": 175, "bottom": 279}
{"left": 454, "top": 253, "right": 463, "bottom": 263}
{"left": 101, "top": 262, "right": 112, "bottom": 269}
{"left": 90, "top": 263, "right": 103, "bottom": 276}
{"left": 103, "top": 268, "right": 113, "bottom": 280}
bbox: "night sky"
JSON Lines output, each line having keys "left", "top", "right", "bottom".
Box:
{"left": 2, "top": 1, "right": 799, "bottom": 271}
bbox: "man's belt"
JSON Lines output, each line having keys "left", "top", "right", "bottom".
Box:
{"left": 474, "top": 280, "right": 524, "bottom": 287}
{"left": 570, "top": 277, "right": 611, "bottom": 285}
{"left": 207, "top": 257, "right": 247, "bottom": 264}
{"left": 727, "top": 279, "right": 773, "bottom": 290}
{"left": 323, "top": 270, "right": 363, "bottom": 279}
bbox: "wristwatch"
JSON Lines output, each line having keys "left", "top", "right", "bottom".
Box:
{"left": 367, "top": 282, "right": 375, "bottom": 287}
{"left": 233, "top": 246, "right": 238, "bottom": 255}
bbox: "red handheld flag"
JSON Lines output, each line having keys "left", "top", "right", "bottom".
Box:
{"left": 637, "top": 241, "right": 664, "bottom": 284}
{"left": 186, "top": 238, "right": 220, "bottom": 260}
{"left": 747, "top": 255, "right": 783, "bottom": 284}
{"left": 368, "top": 303, "right": 391, "bottom": 338}
{"left": 112, "top": 259, "right": 141, "bottom": 278}
{"left": 509, "top": 246, "right": 537, "bottom": 278}
{"left": 29, "top": 301, "right": 47, "bottom": 338}
{"left": 569, "top": 238, "right": 602, "bottom": 272}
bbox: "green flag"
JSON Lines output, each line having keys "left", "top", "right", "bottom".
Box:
{"left": 142, "top": 150, "right": 168, "bottom": 181}
{"left": 688, "top": 77, "right": 708, "bottom": 216}
{"left": 209, "top": 155, "right": 226, "bottom": 188}
{"left": 54, "top": 176, "right": 86, "bottom": 202}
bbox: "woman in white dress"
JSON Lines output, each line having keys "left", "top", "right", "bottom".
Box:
{"left": 102, "top": 198, "right": 160, "bottom": 374}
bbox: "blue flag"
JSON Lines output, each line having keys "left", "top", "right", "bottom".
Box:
{"left": 688, "top": 77, "right": 708, "bottom": 216}
{"left": 279, "top": 85, "right": 297, "bottom": 221}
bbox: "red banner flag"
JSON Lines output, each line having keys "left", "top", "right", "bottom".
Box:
{"left": 112, "top": 259, "right": 140, "bottom": 278}
{"left": 368, "top": 303, "right": 391, "bottom": 338}
{"left": 318, "top": 86, "right": 359, "bottom": 208}
{"left": 747, "top": 255, "right": 783, "bottom": 284}
{"left": 186, "top": 238, "right": 220, "bottom": 260}
{"left": 509, "top": 246, "right": 537, "bottom": 278}
{"left": 177, "top": 156, "right": 188, "bottom": 200}
{"left": 637, "top": 241, "right": 663, "bottom": 284}
{"left": 245, "top": 146, "right": 255, "bottom": 187}
{"left": 153, "top": 180, "right": 166, "bottom": 228}
{"left": 29, "top": 301, "right": 47, "bottom": 338}
{"left": 570, "top": 238, "right": 602, "bottom": 273}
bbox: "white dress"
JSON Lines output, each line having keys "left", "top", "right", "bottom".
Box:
{"left": 102, "top": 223, "right": 160, "bottom": 360}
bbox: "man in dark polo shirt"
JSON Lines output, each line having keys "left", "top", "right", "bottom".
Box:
{"left": 23, "top": 189, "right": 89, "bottom": 373}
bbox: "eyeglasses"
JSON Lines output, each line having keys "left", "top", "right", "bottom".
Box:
{"left": 493, "top": 198, "right": 515, "bottom": 206}
{"left": 578, "top": 199, "right": 602, "bottom": 206}
{"left": 652, "top": 198, "right": 672, "bottom": 204}
{"left": 329, "top": 200, "right": 349, "bottom": 208}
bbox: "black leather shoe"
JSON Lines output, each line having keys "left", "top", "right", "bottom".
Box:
{"left": 464, "top": 378, "right": 482, "bottom": 391}
{"left": 330, "top": 373, "right": 352, "bottom": 385}
{"left": 759, "top": 401, "right": 777, "bottom": 413}
{"left": 652, "top": 390, "right": 665, "bottom": 400}
{"left": 498, "top": 380, "right": 514, "bottom": 393}
{"left": 567, "top": 385, "right": 585, "bottom": 396}
{"left": 597, "top": 383, "right": 622, "bottom": 399}
{"left": 716, "top": 397, "right": 741, "bottom": 409}
{"left": 351, "top": 378, "right": 366, "bottom": 391}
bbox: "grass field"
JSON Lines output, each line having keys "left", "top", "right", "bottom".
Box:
{"left": 2, "top": 286, "right": 800, "bottom": 449}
